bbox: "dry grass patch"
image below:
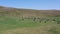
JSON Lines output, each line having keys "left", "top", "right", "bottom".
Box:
{"left": 0, "top": 25, "right": 58, "bottom": 34}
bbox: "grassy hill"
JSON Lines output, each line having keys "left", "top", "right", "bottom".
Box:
{"left": 0, "top": 6, "right": 60, "bottom": 17}
{"left": 0, "top": 6, "right": 60, "bottom": 34}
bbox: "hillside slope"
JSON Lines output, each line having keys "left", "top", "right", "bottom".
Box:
{"left": 0, "top": 6, "right": 60, "bottom": 34}
{"left": 0, "top": 6, "right": 60, "bottom": 17}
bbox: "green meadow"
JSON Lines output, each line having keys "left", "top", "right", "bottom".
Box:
{"left": 0, "top": 6, "right": 60, "bottom": 34}
{"left": 0, "top": 15, "right": 60, "bottom": 34}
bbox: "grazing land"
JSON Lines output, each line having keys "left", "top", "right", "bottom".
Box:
{"left": 0, "top": 6, "right": 60, "bottom": 34}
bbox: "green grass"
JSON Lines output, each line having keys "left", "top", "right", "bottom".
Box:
{"left": 0, "top": 16, "right": 60, "bottom": 34}
{"left": 0, "top": 6, "right": 60, "bottom": 34}
{"left": 0, "top": 16, "right": 40, "bottom": 31}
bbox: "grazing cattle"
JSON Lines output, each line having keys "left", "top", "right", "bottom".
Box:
{"left": 52, "top": 19, "right": 56, "bottom": 21}
{"left": 37, "top": 17, "right": 41, "bottom": 19}
{"left": 21, "top": 16, "right": 24, "bottom": 20}
{"left": 37, "top": 17, "right": 41, "bottom": 23}
{"left": 33, "top": 17, "right": 36, "bottom": 21}
{"left": 44, "top": 21, "right": 46, "bottom": 23}
{"left": 22, "top": 18, "right": 24, "bottom": 20}
{"left": 39, "top": 20, "right": 41, "bottom": 23}
{"left": 46, "top": 18, "right": 50, "bottom": 21}
{"left": 57, "top": 21, "right": 60, "bottom": 24}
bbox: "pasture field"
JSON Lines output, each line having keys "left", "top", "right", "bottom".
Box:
{"left": 0, "top": 6, "right": 60, "bottom": 34}
{"left": 0, "top": 15, "right": 60, "bottom": 34}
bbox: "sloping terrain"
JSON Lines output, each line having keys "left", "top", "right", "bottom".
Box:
{"left": 0, "top": 6, "right": 60, "bottom": 34}
{"left": 0, "top": 6, "right": 60, "bottom": 17}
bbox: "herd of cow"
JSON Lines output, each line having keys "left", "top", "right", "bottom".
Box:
{"left": 21, "top": 17, "right": 60, "bottom": 24}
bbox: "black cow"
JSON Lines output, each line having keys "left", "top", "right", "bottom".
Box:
{"left": 33, "top": 17, "right": 36, "bottom": 21}
{"left": 57, "top": 21, "right": 60, "bottom": 24}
